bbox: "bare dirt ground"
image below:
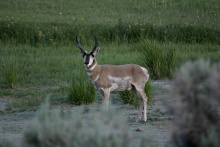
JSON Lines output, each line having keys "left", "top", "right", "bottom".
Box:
{"left": 0, "top": 80, "right": 173, "bottom": 146}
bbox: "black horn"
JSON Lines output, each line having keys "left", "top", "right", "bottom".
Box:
{"left": 76, "top": 35, "right": 86, "bottom": 53}
{"left": 90, "top": 33, "right": 98, "bottom": 53}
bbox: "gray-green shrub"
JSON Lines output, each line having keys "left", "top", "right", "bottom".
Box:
{"left": 0, "top": 139, "right": 13, "bottom": 147}
{"left": 22, "top": 100, "right": 153, "bottom": 147}
{"left": 170, "top": 59, "right": 220, "bottom": 147}
{"left": 68, "top": 73, "right": 95, "bottom": 105}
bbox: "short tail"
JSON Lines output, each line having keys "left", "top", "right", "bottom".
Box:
{"left": 141, "top": 66, "right": 149, "bottom": 81}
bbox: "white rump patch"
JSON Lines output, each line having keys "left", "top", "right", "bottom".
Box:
{"left": 141, "top": 67, "right": 149, "bottom": 81}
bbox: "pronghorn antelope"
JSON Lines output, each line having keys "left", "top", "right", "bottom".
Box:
{"left": 76, "top": 34, "right": 149, "bottom": 122}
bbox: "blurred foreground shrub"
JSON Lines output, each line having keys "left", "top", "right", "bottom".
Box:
{"left": 170, "top": 59, "right": 220, "bottom": 147}
{"left": 22, "top": 101, "right": 152, "bottom": 147}
{"left": 0, "top": 137, "right": 13, "bottom": 147}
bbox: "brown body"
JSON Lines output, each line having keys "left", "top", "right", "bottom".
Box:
{"left": 76, "top": 34, "right": 149, "bottom": 122}
{"left": 87, "top": 59, "right": 149, "bottom": 91}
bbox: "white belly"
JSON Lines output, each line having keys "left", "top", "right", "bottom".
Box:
{"left": 108, "top": 76, "right": 132, "bottom": 91}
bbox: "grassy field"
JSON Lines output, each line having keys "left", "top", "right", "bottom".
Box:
{"left": 0, "top": 0, "right": 220, "bottom": 145}
{"left": 0, "top": 0, "right": 219, "bottom": 110}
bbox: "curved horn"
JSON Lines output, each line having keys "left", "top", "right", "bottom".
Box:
{"left": 76, "top": 35, "right": 86, "bottom": 53}
{"left": 90, "top": 33, "right": 98, "bottom": 53}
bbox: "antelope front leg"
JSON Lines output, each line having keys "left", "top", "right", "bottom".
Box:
{"left": 101, "top": 88, "right": 110, "bottom": 111}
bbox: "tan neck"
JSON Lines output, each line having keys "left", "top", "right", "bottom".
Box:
{"left": 85, "top": 59, "right": 101, "bottom": 82}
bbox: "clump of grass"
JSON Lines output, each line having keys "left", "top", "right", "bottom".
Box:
{"left": 140, "top": 39, "right": 176, "bottom": 79}
{"left": 0, "top": 60, "right": 18, "bottom": 88}
{"left": 22, "top": 100, "right": 153, "bottom": 147}
{"left": 170, "top": 59, "right": 220, "bottom": 147}
{"left": 68, "top": 73, "right": 95, "bottom": 105}
{"left": 117, "top": 90, "right": 139, "bottom": 108}
{"left": 117, "top": 80, "right": 153, "bottom": 108}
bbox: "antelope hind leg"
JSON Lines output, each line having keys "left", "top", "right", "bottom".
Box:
{"left": 132, "top": 87, "right": 144, "bottom": 121}
{"left": 135, "top": 88, "right": 148, "bottom": 122}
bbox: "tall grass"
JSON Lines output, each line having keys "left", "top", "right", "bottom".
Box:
{"left": 0, "top": 0, "right": 219, "bottom": 46}
{"left": 0, "top": 20, "right": 219, "bottom": 46}
{"left": 68, "top": 73, "right": 95, "bottom": 105}
{"left": 139, "top": 40, "right": 176, "bottom": 79}
{"left": 0, "top": 60, "right": 17, "bottom": 88}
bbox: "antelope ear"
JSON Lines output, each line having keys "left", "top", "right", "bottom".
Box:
{"left": 93, "top": 47, "right": 100, "bottom": 56}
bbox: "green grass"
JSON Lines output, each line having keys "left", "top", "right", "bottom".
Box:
{"left": 0, "top": 0, "right": 219, "bottom": 46}
{"left": 0, "top": 44, "right": 143, "bottom": 87}
{"left": 5, "top": 86, "right": 67, "bottom": 109}
{"left": 140, "top": 39, "right": 176, "bottom": 79}
{"left": 0, "top": 18, "right": 219, "bottom": 46}
{"left": 1, "top": 0, "right": 219, "bottom": 28}
{"left": 0, "top": 0, "right": 220, "bottom": 108}
{"left": 0, "top": 60, "right": 17, "bottom": 88}
{"left": 68, "top": 74, "right": 95, "bottom": 105}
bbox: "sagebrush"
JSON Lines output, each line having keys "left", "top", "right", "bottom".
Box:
{"left": 170, "top": 59, "right": 220, "bottom": 147}
{"left": 22, "top": 100, "right": 153, "bottom": 147}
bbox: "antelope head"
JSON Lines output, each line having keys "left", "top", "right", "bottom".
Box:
{"left": 76, "top": 34, "right": 100, "bottom": 67}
